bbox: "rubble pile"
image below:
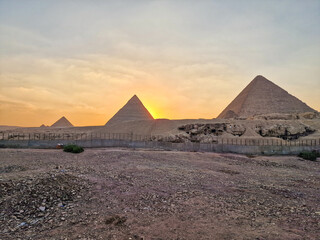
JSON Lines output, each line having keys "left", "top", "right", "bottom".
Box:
{"left": 255, "top": 124, "right": 315, "bottom": 140}
{"left": 152, "top": 122, "right": 317, "bottom": 143}
{"left": 152, "top": 123, "right": 246, "bottom": 143}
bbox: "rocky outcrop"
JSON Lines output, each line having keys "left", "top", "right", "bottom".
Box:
{"left": 255, "top": 123, "right": 315, "bottom": 140}
{"left": 151, "top": 121, "right": 317, "bottom": 143}
{"left": 300, "top": 112, "right": 320, "bottom": 120}
{"left": 175, "top": 123, "right": 246, "bottom": 142}
{"left": 179, "top": 123, "right": 246, "bottom": 136}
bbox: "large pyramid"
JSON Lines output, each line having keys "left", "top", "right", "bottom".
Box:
{"left": 51, "top": 116, "right": 74, "bottom": 127}
{"left": 218, "top": 75, "right": 316, "bottom": 119}
{"left": 106, "top": 95, "right": 154, "bottom": 125}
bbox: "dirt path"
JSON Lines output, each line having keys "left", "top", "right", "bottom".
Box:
{"left": 0, "top": 148, "right": 319, "bottom": 240}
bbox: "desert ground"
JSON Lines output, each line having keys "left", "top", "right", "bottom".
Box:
{"left": 0, "top": 148, "right": 319, "bottom": 240}
{"left": 1, "top": 114, "right": 320, "bottom": 141}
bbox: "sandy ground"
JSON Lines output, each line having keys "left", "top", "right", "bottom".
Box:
{"left": 0, "top": 148, "right": 319, "bottom": 240}
{"left": 1, "top": 116, "right": 320, "bottom": 140}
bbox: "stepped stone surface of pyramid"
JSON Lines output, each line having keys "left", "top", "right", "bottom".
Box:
{"left": 51, "top": 116, "right": 74, "bottom": 128}
{"left": 218, "top": 75, "right": 316, "bottom": 119}
{"left": 106, "top": 95, "right": 154, "bottom": 125}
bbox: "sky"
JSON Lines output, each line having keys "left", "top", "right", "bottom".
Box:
{"left": 0, "top": 0, "right": 319, "bottom": 127}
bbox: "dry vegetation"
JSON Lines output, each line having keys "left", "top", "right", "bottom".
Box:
{"left": 0, "top": 148, "right": 319, "bottom": 240}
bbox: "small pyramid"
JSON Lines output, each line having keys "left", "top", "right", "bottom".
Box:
{"left": 106, "top": 95, "right": 154, "bottom": 125}
{"left": 40, "top": 124, "right": 46, "bottom": 128}
{"left": 51, "top": 116, "right": 74, "bottom": 128}
{"left": 218, "top": 75, "right": 316, "bottom": 119}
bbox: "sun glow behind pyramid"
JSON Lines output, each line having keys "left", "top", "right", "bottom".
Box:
{"left": 106, "top": 95, "right": 154, "bottom": 125}
{"left": 0, "top": 1, "right": 319, "bottom": 127}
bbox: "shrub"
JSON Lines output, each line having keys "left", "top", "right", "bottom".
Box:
{"left": 298, "top": 151, "right": 319, "bottom": 161}
{"left": 63, "top": 144, "right": 74, "bottom": 152}
{"left": 63, "top": 144, "right": 84, "bottom": 154}
{"left": 72, "top": 145, "right": 84, "bottom": 153}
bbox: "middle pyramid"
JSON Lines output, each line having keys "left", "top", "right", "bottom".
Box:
{"left": 106, "top": 95, "right": 154, "bottom": 125}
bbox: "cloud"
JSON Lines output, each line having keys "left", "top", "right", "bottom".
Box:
{"left": 0, "top": 0, "right": 319, "bottom": 126}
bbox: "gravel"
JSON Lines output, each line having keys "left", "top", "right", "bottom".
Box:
{"left": 0, "top": 148, "right": 319, "bottom": 240}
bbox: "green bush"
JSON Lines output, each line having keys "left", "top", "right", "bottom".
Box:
{"left": 298, "top": 151, "right": 319, "bottom": 161}
{"left": 63, "top": 144, "right": 75, "bottom": 152}
{"left": 63, "top": 144, "right": 84, "bottom": 154}
{"left": 72, "top": 145, "right": 84, "bottom": 153}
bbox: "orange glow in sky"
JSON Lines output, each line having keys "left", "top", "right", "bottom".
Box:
{"left": 0, "top": 1, "right": 319, "bottom": 127}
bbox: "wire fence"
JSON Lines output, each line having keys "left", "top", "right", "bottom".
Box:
{"left": 0, "top": 132, "right": 319, "bottom": 147}
{"left": 0, "top": 132, "right": 150, "bottom": 141}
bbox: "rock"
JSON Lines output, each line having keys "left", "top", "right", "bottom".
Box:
{"left": 0, "top": 173, "right": 89, "bottom": 236}
{"left": 176, "top": 123, "right": 246, "bottom": 143}
{"left": 105, "top": 215, "right": 127, "bottom": 226}
{"left": 255, "top": 123, "right": 315, "bottom": 140}
{"left": 19, "top": 222, "right": 27, "bottom": 227}
{"left": 300, "top": 112, "right": 320, "bottom": 119}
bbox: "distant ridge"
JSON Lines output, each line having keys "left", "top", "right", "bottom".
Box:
{"left": 218, "top": 75, "right": 316, "bottom": 119}
{"left": 106, "top": 95, "right": 154, "bottom": 125}
{"left": 51, "top": 116, "right": 74, "bottom": 128}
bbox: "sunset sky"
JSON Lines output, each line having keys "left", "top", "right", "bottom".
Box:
{"left": 0, "top": 0, "right": 319, "bottom": 127}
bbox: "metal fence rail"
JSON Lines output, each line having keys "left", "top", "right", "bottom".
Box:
{"left": 0, "top": 132, "right": 319, "bottom": 147}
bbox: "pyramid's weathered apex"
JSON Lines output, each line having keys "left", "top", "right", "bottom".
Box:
{"left": 218, "top": 75, "right": 316, "bottom": 119}
{"left": 106, "top": 95, "right": 154, "bottom": 125}
{"left": 51, "top": 116, "right": 74, "bottom": 128}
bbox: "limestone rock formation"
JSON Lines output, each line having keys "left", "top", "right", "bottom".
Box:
{"left": 218, "top": 75, "right": 316, "bottom": 119}
{"left": 174, "top": 123, "right": 246, "bottom": 143}
{"left": 51, "top": 116, "right": 74, "bottom": 128}
{"left": 178, "top": 123, "right": 246, "bottom": 137}
{"left": 106, "top": 95, "right": 154, "bottom": 125}
{"left": 300, "top": 112, "right": 320, "bottom": 120}
{"left": 255, "top": 123, "right": 315, "bottom": 140}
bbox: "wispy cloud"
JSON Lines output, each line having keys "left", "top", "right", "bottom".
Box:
{"left": 0, "top": 0, "right": 319, "bottom": 126}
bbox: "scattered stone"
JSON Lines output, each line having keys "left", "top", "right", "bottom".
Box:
{"left": 39, "top": 206, "right": 46, "bottom": 212}
{"left": 0, "top": 165, "right": 26, "bottom": 174}
{"left": 19, "top": 222, "right": 27, "bottom": 227}
{"left": 0, "top": 173, "right": 89, "bottom": 236}
{"left": 105, "top": 215, "right": 127, "bottom": 225}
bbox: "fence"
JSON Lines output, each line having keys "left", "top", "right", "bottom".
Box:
{"left": 0, "top": 132, "right": 319, "bottom": 147}
{"left": 0, "top": 132, "right": 150, "bottom": 141}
